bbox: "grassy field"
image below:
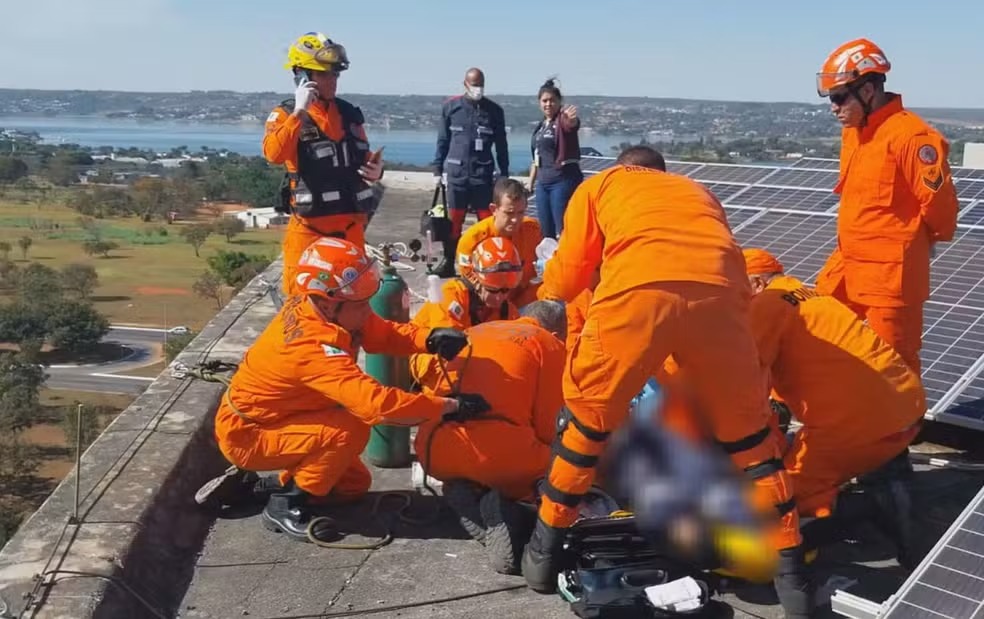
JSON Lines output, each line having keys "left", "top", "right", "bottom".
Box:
{"left": 0, "top": 199, "right": 283, "bottom": 329}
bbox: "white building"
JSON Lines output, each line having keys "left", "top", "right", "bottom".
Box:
{"left": 962, "top": 143, "right": 984, "bottom": 169}
{"left": 231, "top": 208, "right": 288, "bottom": 229}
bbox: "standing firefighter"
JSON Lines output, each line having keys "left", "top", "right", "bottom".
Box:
{"left": 264, "top": 32, "right": 385, "bottom": 297}
{"left": 525, "top": 146, "right": 810, "bottom": 618}
{"left": 814, "top": 38, "right": 958, "bottom": 374}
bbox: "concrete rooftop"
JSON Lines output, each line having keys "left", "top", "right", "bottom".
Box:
{"left": 0, "top": 187, "right": 982, "bottom": 619}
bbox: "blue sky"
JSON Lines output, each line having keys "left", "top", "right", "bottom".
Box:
{"left": 1, "top": 0, "right": 981, "bottom": 107}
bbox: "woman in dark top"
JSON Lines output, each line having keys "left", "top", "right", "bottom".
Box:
{"left": 529, "top": 78, "right": 583, "bottom": 239}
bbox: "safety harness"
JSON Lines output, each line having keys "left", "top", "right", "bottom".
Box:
{"left": 276, "top": 97, "right": 377, "bottom": 220}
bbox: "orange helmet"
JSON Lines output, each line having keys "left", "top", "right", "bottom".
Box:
{"left": 816, "top": 38, "right": 890, "bottom": 97}
{"left": 295, "top": 238, "right": 380, "bottom": 301}
{"left": 471, "top": 237, "right": 523, "bottom": 290}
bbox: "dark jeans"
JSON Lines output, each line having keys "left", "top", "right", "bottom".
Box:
{"left": 535, "top": 172, "right": 583, "bottom": 239}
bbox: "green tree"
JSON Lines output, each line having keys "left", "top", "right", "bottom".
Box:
{"left": 17, "top": 236, "right": 32, "bottom": 260}
{"left": 0, "top": 157, "right": 29, "bottom": 183}
{"left": 46, "top": 300, "right": 110, "bottom": 354}
{"left": 82, "top": 240, "right": 119, "bottom": 258}
{"left": 222, "top": 161, "right": 282, "bottom": 208}
{"left": 60, "top": 263, "right": 100, "bottom": 300}
{"left": 213, "top": 217, "right": 246, "bottom": 242}
{"left": 16, "top": 262, "right": 62, "bottom": 303}
{"left": 131, "top": 177, "right": 172, "bottom": 221}
{"left": 164, "top": 330, "right": 196, "bottom": 363}
{"left": 181, "top": 224, "right": 211, "bottom": 257}
{"left": 42, "top": 154, "right": 81, "bottom": 186}
{"left": 192, "top": 271, "right": 224, "bottom": 309}
{"left": 207, "top": 250, "right": 272, "bottom": 288}
{"left": 0, "top": 349, "right": 46, "bottom": 433}
{"left": 0, "top": 259, "right": 17, "bottom": 290}
{"left": 0, "top": 241, "right": 10, "bottom": 261}
{"left": 0, "top": 302, "right": 49, "bottom": 345}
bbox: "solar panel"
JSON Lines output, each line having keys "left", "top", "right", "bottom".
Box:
{"left": 580, "top": 156, "right": 617, "bottom": 174}
{"left": 953, "top": 167, "right": 984, "bottom": 181}
{"left": 878, "top": 485, "right": 984, "bottom": 619}
{"left": 731, "top": 211, "right": 838, "bottom": 282}
{"left": 666, "top": 161, "right": 705, "bottom": 176}
{"left": 955, "top": 179, "right": 984, "bottom": 202}
{"left": 725, "top": 185, "right": 840, "bottom": 212}
{"left": 702, "top": 182, "right": 749, "bottom": 202}
{"left": 920, "top": 302, "right": 984, "bottom": 414}
{"left": 723, "top": 206, "right": 763, "bottom": 231}
{"left": 958, "top": 202, "right": 984, "bottom": 227}
{"left": 690, "top": 164, "right": 778, "bottom": 184}
{"left": 757, "top": 168, "right": 839, "bottom": 190}
{"left": 938, "top": 371, "right": 984, "bottom": 429}
{"left": 930, "top": 230, "right": 984, "bottom": 309}
{"left": 790, "top": 157, "right": 840, "bottom": 170}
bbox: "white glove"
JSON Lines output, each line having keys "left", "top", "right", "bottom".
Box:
{"left": 293, "top": 81, "right": 317, "bottom": 114}
{"left": 359, "top": 158, "right": 384, "bottom": 182}
{"left": 433, "top": 175, "right": 444, "bottom": 187}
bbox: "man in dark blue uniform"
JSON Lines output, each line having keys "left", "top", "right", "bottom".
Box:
{"left": 432, "top": 67, "right": 510, "bottom": 277}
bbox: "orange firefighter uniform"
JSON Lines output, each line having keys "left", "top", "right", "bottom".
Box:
{"left": 456, "top": 215, "right": 543, "bottom": 307}
{"left": 565, "top": 288, "right": 591, "bottom": 351}
{"left": 214, "top": 294, "right": 448, "bottom": 499}
{"left": 534, "top": 165, "right": 798, "bottom": 548}
{"left": 744, "top": 249, "right": 926, "bottom": 517}
{"left": 814, "top": 40, "right": 959, "bottom": 375}
{"left": 413, "top": 317, "right": 565, "bottom": 500}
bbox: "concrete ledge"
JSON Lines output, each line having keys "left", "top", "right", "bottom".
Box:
{"left": 0, "top": 262, "right": 284, "bottom": 619}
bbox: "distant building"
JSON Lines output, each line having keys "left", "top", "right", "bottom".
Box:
{"left": 230, "top": 208, "right": 288, "bottom": 229}
{"left": 963, "top": 143, "right": 984, "bottom": 169}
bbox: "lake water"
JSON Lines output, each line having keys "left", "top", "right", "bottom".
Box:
{"left": 0, "top": 115, "right": 645, "bottom": 170}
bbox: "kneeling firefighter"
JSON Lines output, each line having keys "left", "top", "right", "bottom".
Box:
{"left": 198, "top": 238, "right": 490, "bottom": 543}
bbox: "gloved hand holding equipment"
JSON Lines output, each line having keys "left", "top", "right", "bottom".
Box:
{"left": 442, "top": 393, "right": 492, "bottom": 422}
{"left": 426, "top": 328, "right": 469, "bottom": 360}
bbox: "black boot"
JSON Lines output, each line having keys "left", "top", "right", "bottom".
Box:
{"left": 521, "top": 518, "right": 567, "bottom": 593}
{"left": 261, "top": 482, "right": 337, "bottom": 544}
{"left": 774, "top": 546, "right": 816, "bottom": 619}
{"left": 443, "top": 479, "right": 488, "bottom": 544}
{"left": 857, "top": 450, "right": 920, "bottom": 569}
{"left": 480, "top": 490, "right": 536, "bottom": 575}
{"left": 434, "top": 237, "right": 458, "bottom": 278}
{"left": 195, "top": 465, "right": 261, "bottom": 508}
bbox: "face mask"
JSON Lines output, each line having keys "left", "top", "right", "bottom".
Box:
{"left": 465, "top": 85, "right": 484, "bottom": 100}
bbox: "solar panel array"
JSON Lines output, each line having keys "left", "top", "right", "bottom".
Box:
{"left": 878, "top": 485, "right": 984, "bottom": 619}
{"left": 562, "top": 154, "right": 984, "bottom": 431}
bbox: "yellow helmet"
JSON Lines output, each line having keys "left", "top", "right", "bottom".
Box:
{"left": 284, "top": 32, "right": 350, "bottom": 73}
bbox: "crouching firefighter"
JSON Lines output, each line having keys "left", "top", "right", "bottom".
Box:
{"left": 197, "top": 237, "right": 490, "bottom": 543}
{"left": 264, "top": 32, "right": 385, "bottom": 297}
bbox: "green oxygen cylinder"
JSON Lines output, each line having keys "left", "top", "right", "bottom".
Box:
{"left": 363, "top": 254, "right": 413, "bottom": 468}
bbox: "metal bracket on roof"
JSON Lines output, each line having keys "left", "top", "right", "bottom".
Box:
{"left": 831, "top": 590, "right": 885, "bottom": 619}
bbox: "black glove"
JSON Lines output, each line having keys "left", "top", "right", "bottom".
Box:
{"left": 443, "top": 393, "right": 492, "bottom": 422}
{"left": 426, "top": 328, "right": 468, "bottom": 361}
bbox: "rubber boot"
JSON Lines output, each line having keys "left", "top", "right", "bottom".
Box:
{"left": 521, "top": 518, "right": 568, "bottom": 593}
{"left": 480, "top": 490, "right": 536, "bottom": 575}
{"left": 443, "top": 479, "right": 488, "bottom": 544}
{"left": 856, "top": 450, "right": 920, "bottom": 570}
{"left": 434, "top": 237, "right": 458, "bottom": 278}
{"left": 195, "top": 465, "right": 261, "bottom": 509}
{"left": 774, "top": 546, "right": 816, "bottom": 619}
{"left": 260, "top": 481, "right": 337, "bottom": 544}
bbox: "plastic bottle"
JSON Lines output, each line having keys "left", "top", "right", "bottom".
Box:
{"left": 426, "top": 274, "right": 442, "bottom": 303}
{"left": 531, "top": 238, "right": 559, "bottom": 284}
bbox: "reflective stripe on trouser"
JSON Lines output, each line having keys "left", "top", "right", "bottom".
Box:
{"left": 281, "top": 213, "right": 368, "bottom": 296}
{"left": 215, "top": 401, "right": 372, "bottom": 498}
{"left": 536, "top": 282, "right": 801, "bottom": 550}
{"left": 719, "top": 425, "right": 801, "bottom": 551}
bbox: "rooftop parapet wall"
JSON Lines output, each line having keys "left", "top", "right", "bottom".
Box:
{"left": 0, "top": 261, "right": 284, "bottom": 619}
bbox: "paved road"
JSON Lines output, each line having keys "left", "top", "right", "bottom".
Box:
{"left": 45, "top": 326, "right": 169, "bottom": 395}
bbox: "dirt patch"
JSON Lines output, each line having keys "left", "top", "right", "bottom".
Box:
{"left": 136, "top": 286, "right": 192, "bottom": 296}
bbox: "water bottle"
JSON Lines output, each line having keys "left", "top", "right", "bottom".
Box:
{"left": 532, "top": 238, "right": 559, "bottom": 284}
{"left": 426, "top": 274, "right": 442, "bottom": 303}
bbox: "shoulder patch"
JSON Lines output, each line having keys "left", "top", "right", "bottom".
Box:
{"left": 448, "top": 300, "right": 464, "bottom": 319}
{"left": 266, "top": 111, "right": 280, "bottom": 123}
{"left": 922, "top": 165, "right": 944, "bottom": 192}
{"left": 321, "top": 344, "right": 348, "bottom": 358}
{"left": 458, "top": 253, "right": 471, "bottom": 266}
{"left": 918, "top": 144, "right": 939, "bottom": 165}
